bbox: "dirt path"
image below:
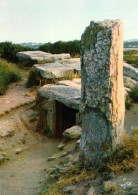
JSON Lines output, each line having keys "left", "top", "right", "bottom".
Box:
{"left": 0, "top": 74, "right": 137, "bottom": 195}
{"left": 0, "top": 77, "right": 60, "bottom": 195}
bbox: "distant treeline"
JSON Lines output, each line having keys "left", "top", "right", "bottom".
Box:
{"left": 0, "top": 42, "right": 33, "bottom": 62}
{"left": 124, "top": 41, "right": 138, "bottom": 48}
{"left": 0, "top": 41, "right": 138, "bottom": 66}
{"left": 39, "top": 40, "right": 80, "bottom": 57}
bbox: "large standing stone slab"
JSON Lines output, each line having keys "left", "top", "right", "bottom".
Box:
{"left": 80, "top": 20, "right": 125, "bottom": 166}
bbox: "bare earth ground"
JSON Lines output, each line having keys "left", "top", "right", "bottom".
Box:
{"left": 0, "top": 75, "right": 138, "bottom": 195}
{"left": 0, "top": 78, "right": 61, "bottom": 195}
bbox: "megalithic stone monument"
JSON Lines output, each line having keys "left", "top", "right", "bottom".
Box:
{"left": 80, "top": 20, "right": 125, "bottom": 166}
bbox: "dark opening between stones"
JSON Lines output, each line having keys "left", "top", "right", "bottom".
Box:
{"left": 55, "top": 101, "right": 78, "bottom": 137}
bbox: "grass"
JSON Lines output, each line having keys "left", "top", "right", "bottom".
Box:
{"left": 124, "top": 50, "right": 138, "bottom": 68}
{"left": 0, "top": 58, "right": 22, "bottom": 95}
{"left": 42, "top": 168, "right": 96, "bottom": 195}
{"left": 125, "top": 86, "right": 138, "bottom": 110}
{"left": 100, "top": 128, "right": 138, "bottom": 174}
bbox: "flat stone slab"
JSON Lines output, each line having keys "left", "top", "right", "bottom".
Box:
{"left": 38, "top": 79, "right": 81, "bottom": 109}
{"left": 59, "top": 58, "right": 81, "bottom": 76}
{"left": 16, "top": 51, "right": 70, "bottom": 63}
{"left": 16, "top": 51, "right": 51, "bottom": 60}
{"left": 123, "top": 62, "right": 138, "bottom": 81}
{"left": 34, "top": 63, "right": 74, "bottom": 79}
{"left": 34, "top": 58, "right": 81, "bottom": 79}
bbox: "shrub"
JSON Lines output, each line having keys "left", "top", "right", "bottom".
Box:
{"left": 26, "top": 68, "right": 40, "bottom": 87}
{"left": 0, "top": 58, "right": 22, "bottom": 95}
{"left": 124, "top": 50, "right": 138, "bottom": 68}
{"left": 125, "top": 95, "right": 133, "bottom": 110}
{"left": 128, "top": 85, "right": 138, "bottom": 102}
{"left": 125, "top": 86, "right": 138, "bottom": 110}
{"left": 39, "top": 40, "right": 80, "bottom": 57}
{"left": 0, "top": 42, "right": 34, "bottom": 63}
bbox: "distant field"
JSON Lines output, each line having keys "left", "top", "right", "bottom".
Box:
{"left": 124, "top": 48, "right": 138, "bottom": 51}
{"left": 124, "top": 50, "right": 138, "bottom": 68}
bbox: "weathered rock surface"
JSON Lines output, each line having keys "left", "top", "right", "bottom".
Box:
{"left": 34, "top": 58, "right": 81, "bottom": 80}
{"left": 38, "top": 79, "right": 81, "bottom": 110}
{"left": 34, "top": 62, "right": 74, "bottom": 79}
{"left": 63, "top": 125, "right": 82, "bottom": 139}
{"left": 60, "top": 58, "right": 81, "bottom": 76}
{"left": 87, "top": 186, "right": 96, "bottom": 195}
{"left": 15, "top": 148, "right": 23, "bottom": 155}
{"left": 16, "top": 51, "right": 70, "bottom": 63}
{"left": 123, "top": 62, "right": 138, "bottom": 81}
{"left": 124, "top": 76, "right": 137, "bottom": 88}
{"left": 80, "top": 20, "right": 125, "bottom": 166}
{"left": 0, "top": 121, "right": 15, "bottom": 138}
{"left": 57, "top": 143, "right": 65, "bottom": 150}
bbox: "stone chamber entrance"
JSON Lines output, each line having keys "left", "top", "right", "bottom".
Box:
{"left": 55, "top": 101, "right": 79, "bottom": 137}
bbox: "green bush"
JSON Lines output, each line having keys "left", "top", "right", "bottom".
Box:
{"left": 124, "top": 50, "right": 138, "bottom": 68}
{"left": 125, "top": 86, "right": 138, "bottom": 110}
{"left": 39, "top": 40, "right": 80, "bottom": 57}
{"left": 0, "top": 58, "right": 22, "bottom": 95}
{"left": 26, "top": 68, "right": 40, "bottom": 87}
{"left": 128, "top": 85, "right": 138, "bottom": 102}
{"left": 0, "top": 42, "right": 34, "bottom": 63}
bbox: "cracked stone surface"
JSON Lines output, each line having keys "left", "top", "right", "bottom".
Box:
{"left": 80, "top": 19, "right": 125, "bottom": 166}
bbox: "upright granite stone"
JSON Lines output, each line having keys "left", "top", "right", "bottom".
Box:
{"left": 80, "top": 20, "right": 125, "bottom": 166}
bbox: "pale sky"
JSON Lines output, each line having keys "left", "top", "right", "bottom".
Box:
{"left": 0, "top": 0, "right": 138, "bottom": 43}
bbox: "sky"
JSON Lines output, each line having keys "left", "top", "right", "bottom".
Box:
{"left": 0, "top": 0, "right": 138, "bottom": 43}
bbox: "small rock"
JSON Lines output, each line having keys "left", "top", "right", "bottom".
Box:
{"left": 59, "top": 167, "right": 72, "bottom": 174}
{"left": 63, "top": 125, "right": 82, "bottom": 139}
{"left": 57, "top": 143, "right": 65, "bottom": 150}
{"left": 75, "top": 139, "right": 80, "bottom": 149}
{"left": 0, "top": 128, "right": 15, "bottom": 138}
{"left": 87, "top": 186, "right": 95, "bottom": 195}
{"left": 63, "top": 185, "right": 76, "bottom": 194}
{"left": 60, "top": 151, "right": 68, "bottom": 157}
{"left": 48, "top": 156, "right": 56, "bottom": 161}
{"left": 15, "top": 148, "right": 23, "bottom": 154}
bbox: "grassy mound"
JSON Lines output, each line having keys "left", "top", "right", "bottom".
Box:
{"left": 0, "top": 58, "right": 22, "bottom": 95}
